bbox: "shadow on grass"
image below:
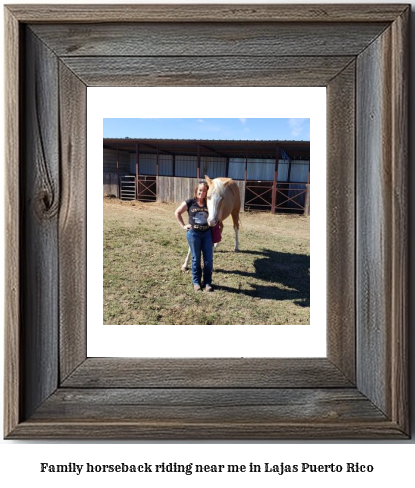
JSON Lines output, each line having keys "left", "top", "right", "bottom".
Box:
{"left": 213, "top": 249, "right": 310, "bottom": 307}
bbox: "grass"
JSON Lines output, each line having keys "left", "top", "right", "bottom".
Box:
{"left": 103, "top": 198, "right": 310, "bottom": 325}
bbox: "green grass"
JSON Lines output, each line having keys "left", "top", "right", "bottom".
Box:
{"left": 103, "top": 199, "right": 310, "bottom": 325}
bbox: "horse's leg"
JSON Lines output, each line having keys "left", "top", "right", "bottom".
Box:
{"left": 182, "top": 246, "right": 191, "bottom": 271}
{"left": 234, "top": 228, "right": 239, "bottom": 252}
{"left": 231, "top": 210, "right": 240, "bottom": 252}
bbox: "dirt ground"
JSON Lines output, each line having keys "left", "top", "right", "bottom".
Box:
{"left": 103, "top": 197, "right": 310, "bottom": 325}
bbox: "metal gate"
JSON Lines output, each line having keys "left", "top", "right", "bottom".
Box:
{"left": 120, "top": 175, "right": 136, "bottom": 201}
{"left": 275, "top": 182, "right": 307, "bottom": 213}
{"left": 244, "top": 181, "right": 273, "bottom": 212}
{"left": 137, "top": 175, "right": 157, "bottom": 202}
{"left": 244, "top": 180, "right": 308, "bottom": 214}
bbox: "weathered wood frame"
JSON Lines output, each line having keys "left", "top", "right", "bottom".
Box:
{"left": 4, "top": 4, "right": 409, "bottom": 439}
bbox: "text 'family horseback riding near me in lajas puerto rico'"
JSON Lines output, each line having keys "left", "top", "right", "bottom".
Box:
{"left": 39, "top": 461, "right": 374, "bottom": 475}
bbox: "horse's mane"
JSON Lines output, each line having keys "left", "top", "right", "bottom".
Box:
{"left": 213, "top": 179, "right": 226, "bottom": 198}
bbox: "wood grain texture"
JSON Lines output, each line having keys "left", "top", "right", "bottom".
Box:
{"left": 62, "top": 56, "right": 354, "bottom": 87}
{"left": 58, "top": 62, "right": 87, "bottom": 381}
{"left": 4, "top": 4, "right": 410, "bottom": 440}
{"left": 32, "top": 388, "right": 386, "bottom": 423}
{"left": 389, "top": 8, "right": 409, "bottom": 432}
{"left": 4, "top": 6, "right": 21, "bottom": 438}
{"left": 356, "top": 7, "right": 408, "bottom": 427}
{"left": 326, "top": 62, "right": 356, "bottom": 383}
{"left": 356, "top": 23, "right": 404, "bottom": 420}
{"left": 6, "top": 4, "right": 409, "bottom": 23}
{"left": 357, "top": 31, "right": 389, "bottom": 415}
{"left": 31, "top": 22, "right": 388, "bottom": 57}
{"left": 7, "top": 421, "right": 406, "bottom": 441}
{"left": 62, "top": 358, "right": 352, "bottom": 388}
{"left": 21, "top": 28, "right": 60, "bottom": 420}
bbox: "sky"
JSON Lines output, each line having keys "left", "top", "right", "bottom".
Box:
{"left": 103, "top": 118, "right": 310, "bottom": 141}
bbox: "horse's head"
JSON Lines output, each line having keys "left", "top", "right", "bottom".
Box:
{"left": 205, "top": 175, "right": 225, "bottom": 227}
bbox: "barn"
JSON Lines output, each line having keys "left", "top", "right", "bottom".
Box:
{"left": 103, "top": 138, "right": 310, "bottom": 214}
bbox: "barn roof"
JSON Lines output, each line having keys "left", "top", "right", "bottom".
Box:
{"left": 103, "top": 138, "right": 310, "bottom": 161}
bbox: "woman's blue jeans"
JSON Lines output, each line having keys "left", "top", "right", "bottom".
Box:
{"left": 186, "top": 228, "right": 213, "bottom": 286}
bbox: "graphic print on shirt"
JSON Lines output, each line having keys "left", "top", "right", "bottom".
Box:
{"left": 193, "top": 209, "right": 208, "bottom": 226}
{"left": 186, "top": 199, "right": 210, "bottom": 231}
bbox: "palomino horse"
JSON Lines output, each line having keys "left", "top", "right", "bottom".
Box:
{"left": 182, "top": 176, "right": 240, "bottom": 270}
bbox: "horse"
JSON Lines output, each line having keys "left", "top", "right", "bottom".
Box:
{"left": 181, "top": 176, "right": 240, "bottom": 270}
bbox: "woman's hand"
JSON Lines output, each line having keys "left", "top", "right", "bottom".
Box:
{"left": 183, "top": 224, "right": 192, "bottom": 231}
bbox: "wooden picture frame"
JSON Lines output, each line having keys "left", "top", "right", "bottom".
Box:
{"left": 4, "top": 4, "right": 409, "bottom": 439}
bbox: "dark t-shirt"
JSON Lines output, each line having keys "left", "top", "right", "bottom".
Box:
{"left": 186, "top": 199, "right": 209, "bottom": 231}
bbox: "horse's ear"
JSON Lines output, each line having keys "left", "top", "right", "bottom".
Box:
{"left": 205, "top": 175, "right": 212, "bottom": 184}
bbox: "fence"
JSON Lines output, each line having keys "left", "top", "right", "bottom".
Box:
{"left": 104, "top": 175, "right": 308, "bottom": 214}
{"left": 157, "top": 177, "right": 245, "bottom": 210}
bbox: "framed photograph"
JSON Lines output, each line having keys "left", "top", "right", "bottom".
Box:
{"left": 4, "top": 4, "right": 409, "bottom": 439}
{"left": 92, "top": 93, "right": 323, "bottom": 357}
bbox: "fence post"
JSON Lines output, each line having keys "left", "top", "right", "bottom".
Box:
{"left": 116, "top": 143, "right": 119, "bottom": 198}
{"left": 304, "top": 183, "right": 310, "bottom": 215}
{"left": 135, "top": 143, "right": 139, "bottom": 200}
{"left": 271, "top": 145, "right": 280, "bottom": 214}
{"left": 197, "top": 144, "right": 201, "bottom": 179}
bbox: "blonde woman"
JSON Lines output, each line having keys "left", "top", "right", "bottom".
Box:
{"left": 175, "top": 180, "right": 213, "bottom": 292}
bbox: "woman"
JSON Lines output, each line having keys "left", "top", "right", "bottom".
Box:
{"left": 175, "top": 180, "right": 213, "bottom": 292}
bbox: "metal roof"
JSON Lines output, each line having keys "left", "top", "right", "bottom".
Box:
{"left": 103, "top": 138, "right": 310, "bottom": 160}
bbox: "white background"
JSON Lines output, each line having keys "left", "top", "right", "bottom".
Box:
{"left": 1, "top": 0, "right": 414, "bottom": 486}
{"left": 88, "top": 87, "right": 326, "bottom": 357}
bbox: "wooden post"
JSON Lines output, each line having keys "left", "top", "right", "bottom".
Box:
{"left": 197, "top": 144, "right": 201, "bottom": 179}
{"left": 156, "top": 146, "right": 159, "bottom": 177}
{"left": 225, "top": 156, "right": 229, "bottom": 178}
{"left": 135, "top": 143, "right": 139, "bottom": 200}
{"left": 244, "top": 145, "right": 248, "bottom": 181}
{"left": 271, "top": 145, "right": 280, "bottom": 214}
{"left": 304, "top": 184, "right": 310, "bottom": 215}
{"left": 304, "top": 171, "right": 310, "bottom": 215}
{"left": 116, "top": 143, "right": 119, "bottom": 198}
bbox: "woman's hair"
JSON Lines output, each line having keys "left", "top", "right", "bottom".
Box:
{"left": 193, "top": 180, "right": 209, "bottom": 199}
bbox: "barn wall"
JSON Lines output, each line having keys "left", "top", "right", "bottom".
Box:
{"left": 103, "top": 148, "right": 130, "bottom": 175}
{"left": 157, "top": 176, "right": 245, "bottom": 211}
{"left": 157, "top": 176, "right": 196, "bottom": 203}
{"left": 201, "top": 157, "right": 227, "bottom": 179}
{"left": 278, "top": 160, "right": 310, "bottom": 182}
{"left": 228, "top": 158, "right": 245, "bottom": 180}
{"left": 102, "top": 145, "right": 309, "bottom": 213}
{"left": 129, "top": 153, "right": 173, "bottom": 176}
{"left": 278, "top": 162, "right": 289, "bottom": 181}
{"left": 175, "top": 156, "right": 198, "bottom": 177}
{"left": 290, "top": 160, "right": 310, "bottom": 182}
{"left": 247, "top": 158, "right": 275, "bottom": 181}
{"left": 127, "top": 154, "right": 229, "bottom": 179}
{"left": 276, "top": 160, "right": 310, "bottom": 211}
{"left": 103, "top": 173, "right": 119, "bottom": 197}
{"left": 229, "top": 158, "right": 288, "bottom": 181}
